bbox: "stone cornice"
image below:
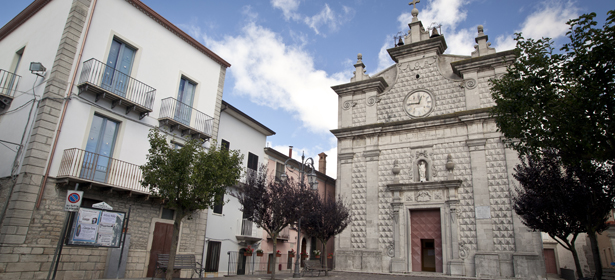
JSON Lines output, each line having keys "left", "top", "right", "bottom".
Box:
{"left": 331, "top": 77, "right": 388, "bottom": 96}
{"left": 450, "top": 50, "right": 516, "bottom": 76}
{"left": 387, "top": 35, "right": 447, "bottom": 63}
{"left": 330, "top": 107, "right": 491, "bottom": 138}
{"left": 387, "top": 180, "right": 463, "bottom": 192}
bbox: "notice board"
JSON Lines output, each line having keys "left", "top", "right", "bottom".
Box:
{"left": 67, "top": 207, "right": 126, "bottom": 248}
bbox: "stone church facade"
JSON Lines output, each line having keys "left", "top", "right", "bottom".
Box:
{"left": 331, "top": 4, "right": 546, "bottom": 279}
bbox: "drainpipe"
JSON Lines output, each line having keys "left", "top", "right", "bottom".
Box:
{"left": 35, "top": 0, "right": 98, "bottom": 209}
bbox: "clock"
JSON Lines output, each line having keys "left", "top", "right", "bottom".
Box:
{"left": 404, "top": 90, "right": 434, "bottom": 117}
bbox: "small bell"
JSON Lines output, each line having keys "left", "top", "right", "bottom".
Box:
{"left": 430, "top": 27, "right": 440, "bottom": 38}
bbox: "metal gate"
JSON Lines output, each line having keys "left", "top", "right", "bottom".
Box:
{"left": 227, "top": 251, "right": 296, "bottom": 275}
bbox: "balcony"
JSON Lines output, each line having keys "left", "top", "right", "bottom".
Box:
{"left": 0, "top": 69, "right": 20, "bottom": 110}
{"left": 77, "top": 58, "right": 156, "bottom": 119}
{"left": 56, "top": 148, "right": 149, "bottom": 195}
{"left": 236, "top": 218, "right": 262, "bottom": 242}
{"left": 158, "top": 97, "right": 214, "bottom": 140}
{"left": 267, "top": 226, "right": 290, "bottom": 241}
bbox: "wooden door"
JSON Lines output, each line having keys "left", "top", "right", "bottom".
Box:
{"left": 544, "top": 248, "right": 557, "bottom": 274}
{"left": 147, "top": 222, "right": 174, "bottom": 277}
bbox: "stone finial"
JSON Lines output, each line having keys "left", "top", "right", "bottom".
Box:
{"left": 351, "top": 53, "right": 370, "bottom": 82}
{"left": 471, "top": 24, "right": 496, "bottom": 57}
{"left": 409, "top": 0, "right": 420, "bottom": 22}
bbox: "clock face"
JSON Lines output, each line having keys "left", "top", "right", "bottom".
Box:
{"left": 404, "top": 91, "right": 434, "bottom": 117}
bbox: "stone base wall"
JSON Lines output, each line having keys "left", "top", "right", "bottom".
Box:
{"left": 0, "top": 178, "right": 207, "bottom": 279}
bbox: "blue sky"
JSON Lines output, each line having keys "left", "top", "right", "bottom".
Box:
{"left": 1, "top": 0, "right": 612, "bottom": 178}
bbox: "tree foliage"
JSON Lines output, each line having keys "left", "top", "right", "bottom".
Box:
{"left": 491, "top": 10, "right": 615, "bottom": 279}
{"left": 490, "top": 10, "right": 615, "bottom": 164}
{"left": 513, "top": 150, "right": 587, "bottom": 278}
{"left": 140, "top": 128, "right": 243, "bottom": 280}
{"left": 301, "top": 195, "right": 351, "bottom": 274}
{"left": 236, "top": 166, "right": 307, "bottom": 280}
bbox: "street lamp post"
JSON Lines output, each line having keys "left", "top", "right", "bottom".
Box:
{"left": 280, "top": 151, "right": 317, "bottom": 278}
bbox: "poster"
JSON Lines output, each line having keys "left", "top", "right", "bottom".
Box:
{"left": 67, "top": 207, "right": 125, "bottom": 248}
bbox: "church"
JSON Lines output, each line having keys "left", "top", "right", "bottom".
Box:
{"left": 330, "top": 2, "right": 546, "bottom": 279}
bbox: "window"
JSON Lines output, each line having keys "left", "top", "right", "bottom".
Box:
{"left": 82, "top": 114, "right": 119, "bottom": 183}
{"left": 161, "top": 208, "right": 175, "bottom": 220}
{"left": 175, "top": 77, "right": 196, "bottom": 125}
{"left": 3, "top": 47, "right": 24, "bottom": 96}
{"left": 204, "top": 241, "right": 221, "bottom": 272}
{"left": 103, "top": 38, "right": 136, "bottom": 97}
{"left": 221, "top": 139, "right": 229, "bottom": 151}
{"left": 212, "top": 194, "right": 223, "bottom": 215}
{"left": 247, "top": 152, "right": 258, "bottom": 171}
{"left": 275, "top": 162, "right": 285, "bottom": 180}
{"left": 11, "top": 47, "right": 24, "bottom": 74}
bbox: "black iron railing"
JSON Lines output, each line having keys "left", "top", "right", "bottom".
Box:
{"left": 78, "top": 58, "right": 155, "bottom": 111}
{"left": 159, "top": 97, "right": 213, "bottom": 137}
{"left": 0, "top": 69, "right": 20, "bottom": 98}
{"left": 57, "top": 148, "right": 149, "bottom": 194}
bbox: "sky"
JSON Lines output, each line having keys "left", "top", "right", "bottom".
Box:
{"left": 1, "top": 0, "right": 612, "bottom": 179}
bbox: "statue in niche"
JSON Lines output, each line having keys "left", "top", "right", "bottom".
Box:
{"left": 418, "top": 161, "right": 427, "bottom": 182}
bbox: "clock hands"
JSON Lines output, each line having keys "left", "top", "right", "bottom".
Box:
{"left": 407, "top": 95, "right": 423, "bottom": 105}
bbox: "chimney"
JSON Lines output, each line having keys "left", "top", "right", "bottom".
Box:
{"left": 289, "top": 146, "right": 293, "bottom": 158}
{"left": 318, "top": 152, "right": 327, "bottom": 174}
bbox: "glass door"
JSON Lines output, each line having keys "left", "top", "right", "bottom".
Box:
{"left": 174, "top": 78, "right": 195, "bottom": 126}
{"left": 103, "top": 39, "right": 135, "bottom": 97}
{"left": 81, "top": 115, "right": 119, "bottom": 183}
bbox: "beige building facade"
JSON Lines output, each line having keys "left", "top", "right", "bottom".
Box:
{"left": 331, "top": 4, "right": 545, "bottom": 279}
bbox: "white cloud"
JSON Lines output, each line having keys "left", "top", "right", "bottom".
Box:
{"left": 375, "top": 39, "right": 394, "bottom": 74}
{"left": 202, "top": 22, "right": 348, "bottom": 134}
{"left": 494, "top": 0, "right": 580, "bottom": 51}
{"left": 271, "top": 0, "right": 302, "bottom": 21}
{"left": 272, "top": 1, "right": 354, "bottom": 36}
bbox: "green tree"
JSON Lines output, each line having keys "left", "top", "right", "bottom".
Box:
{"left": 491, "top": 10, "right": 615, "bottom": 280}
{"left": 140, "top": 129, "right": 243, "bottom": 280}
{"left": 490, "top": 10, "right": 615, "bottom": 163}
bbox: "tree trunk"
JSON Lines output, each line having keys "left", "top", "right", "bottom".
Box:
{"left": 271, "top": 232, "right": 278, "bottom": 280}
{"left": 569, "top": 242, "right": 585, "bottom": 279}
{"left": 166, "top": 208, "right": 184, "bottom": 280}
{"left": 588, "top": 230, "right": 603, "bottom": 280}
{"left": 320, "top": 238, "right": 328, "bottom": 276}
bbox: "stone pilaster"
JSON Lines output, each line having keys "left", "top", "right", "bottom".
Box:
{"left": 211, "top": 65, "right": 227, "bottom": 141}
{"left": 364, "top": 149, "right": 380, "bottom": 250}
{"left": 1, "top": 0, "right": 92, "bottom": 246}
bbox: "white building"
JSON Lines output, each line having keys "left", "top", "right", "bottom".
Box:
{"left": 0, "top": 0, "right": 234, "bottom": 279}
{"left": 202, "top": 101, "right": 275, "bottom": 277}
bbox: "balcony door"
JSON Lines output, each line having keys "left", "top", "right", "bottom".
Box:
{"left": 103, "top": 39, "right": 135, "bottom": 97}
{"left": 81, "top": 115, "right": 119, "bottom": 183}
{"left": 174, "top": 77, "right": 195, "bottom": 126}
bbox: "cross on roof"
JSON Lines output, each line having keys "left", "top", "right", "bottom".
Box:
{"left": 409, "top": 0, "right": 420, "bottom": 9}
